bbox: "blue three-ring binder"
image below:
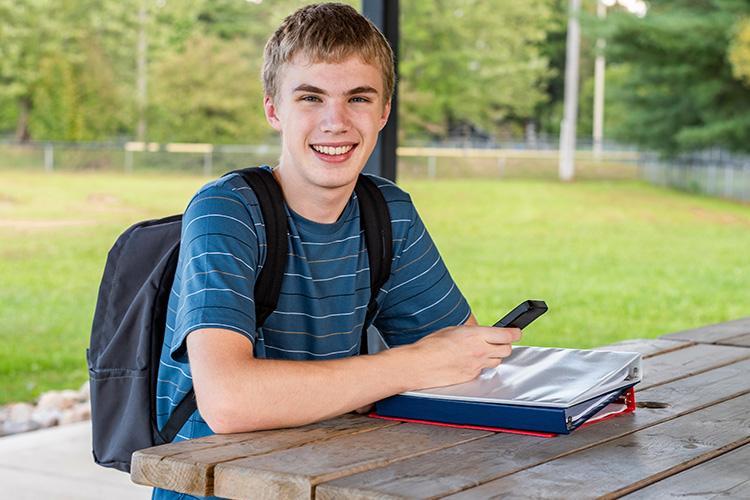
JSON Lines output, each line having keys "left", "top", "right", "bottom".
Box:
{"left": 372, "top": 344, "right": 642, "bottom": 436}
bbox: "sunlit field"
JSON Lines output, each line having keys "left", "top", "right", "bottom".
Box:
{"left": 1, "top": 169, "right": 749, "bottom": 404}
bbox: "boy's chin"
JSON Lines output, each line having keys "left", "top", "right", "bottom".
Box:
{"left": 309, "top": 158, "right": 365, "bottom": 183}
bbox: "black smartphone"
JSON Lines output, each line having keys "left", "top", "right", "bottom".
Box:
{"left": 493, "top": 300, "right": 548, "bottom": 329}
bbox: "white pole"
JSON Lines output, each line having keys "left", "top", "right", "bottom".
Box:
{"left": 125, "top": 149, "right": 133, "bottom": 173}
{"left": 559, "top": 0, "right": 581, "bottom": 182}
{"left": 44, "top": 143, "right": 54, "bottom": 172}
{"left": 427, "top": 155, "right": 436, "bottom": 179}
{"left": 204, "top": 151, "right": 213, "bottom": 176}
{"left": 593, "top": 1, "right": 607, "bottom": 160}
{"left": 136, "top": 1, "right": 148, "bottom": 142}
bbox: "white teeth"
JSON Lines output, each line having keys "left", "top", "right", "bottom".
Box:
{"left": 312, "top": 144, "right": 353, "bottom": 155}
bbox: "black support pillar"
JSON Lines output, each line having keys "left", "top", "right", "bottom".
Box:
{"left": 362, "top": 0, "right": 399, "bottom": 182}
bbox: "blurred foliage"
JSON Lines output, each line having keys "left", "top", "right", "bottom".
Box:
{"left": 0, "top": 0, "right": 557, "bottom": 144}
{"left": 1, "top": 0, "right": 748, "bottom": 152}
{"left": 148, "top": 34, "right": 268, "bottom": 143}
{"left": 399, "top": 0, "right": 554, "bottom": 141}
{"left": 0, "top": 0, "right": 312, "bottom": 144}
{"left": 728, "top": 17, "right": 750, "bottom": 86}
{"left": 604, "top": 0, "right": 750, "bottom": 154}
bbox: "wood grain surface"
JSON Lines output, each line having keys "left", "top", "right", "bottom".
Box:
{"left": 213, "top": 423, "right": 491, "bottom": 499}
{"left": 130, "top": 319, "right": 750, "bottom": 500}
{"left": 622, "top": 443, "right": 750, "bottom": 499}
{"left": 716, "top": 332, "right": 750, "bottom": 348}
{"left": 638, "top": 344, "right": 750, "bottom": 390}
{"left": 315, "top": 357, "right": 750, "bottom": 500}
{"left": 130, "top": 414, "right": 396, "bottom": 496}
{"left": 442, "top": 393, "right": 750, "bottom": 499}
{"left": 593, "top": 338, "right": 692, "bottom": 358}
{"left": 661, "top": 317, "right": 750, "bottom": 343}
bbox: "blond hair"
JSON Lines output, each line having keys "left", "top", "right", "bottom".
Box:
{"left": 263, "top": 3, "right": 395, "bottom": 101}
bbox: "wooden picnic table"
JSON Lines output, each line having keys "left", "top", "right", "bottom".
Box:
{"left": 131, "top": 318, "right": 750, "bottom": 499}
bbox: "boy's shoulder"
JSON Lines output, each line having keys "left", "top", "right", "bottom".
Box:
{"left": 186, "top": 167, "right": 269, "bottom": 210}
{"left": 186, "top": 168, "right": 415, "bottom": 221}
{"left": 198, "top": 166, "right": 272, "bottom": 194}
{"left": 361, "top": 173, "right": 412, "bottom": 207}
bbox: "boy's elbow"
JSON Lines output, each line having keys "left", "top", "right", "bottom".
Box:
{"left": 197, "top": 394, "right": 260, "bottom": 434}
{"left": 206, "top": 414, "right": 244, "bottom": 434}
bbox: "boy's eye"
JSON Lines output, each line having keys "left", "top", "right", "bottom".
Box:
{"left": 300, "top": 95, "right": 322, "bottom": 102}
{"left": 350, "top": 96, "right": 371, "bottom": 103}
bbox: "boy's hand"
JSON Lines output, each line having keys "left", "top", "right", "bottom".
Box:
{"left": 402, "top": 325, "right": 521, "bottom": 390}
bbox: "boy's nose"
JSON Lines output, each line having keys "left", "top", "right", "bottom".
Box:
{"left": 320, "top": 103, "right": 350, "bottom": 133}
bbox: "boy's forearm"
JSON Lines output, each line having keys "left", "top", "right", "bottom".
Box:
{"left": 206, "top": 346, "right": 416, "bottom": 433}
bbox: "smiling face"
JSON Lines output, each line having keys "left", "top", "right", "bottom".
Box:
{"left": 264, "top": 55, "right": 391, "bottom": 194}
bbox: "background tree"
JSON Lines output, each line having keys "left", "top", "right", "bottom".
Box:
{"left": 604, "top": 0, "right": 750, "bottom": 154}
{"left": 0, "top": 0, "right": 62, "bottom": 140}
{"left": 148, "top": 34, "right": 268, "bottom": 143}
{"left": 400, "top": 0, "right": 554, "bottom": 142}
{"left": 0, "top": 0, "right": 135, "bottom": 141}
{"left": 728, "top": 17, "right": 750, "bottom": 85}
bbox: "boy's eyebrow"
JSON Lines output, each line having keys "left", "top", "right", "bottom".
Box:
{"left": 292, "top": 84, "right": 379, "bottom": 96}
{"left": 293, "top": 84, "right": 327, "bottom": 95}
{"left": 346, "top": 86, "right": 379, "bottom": 96}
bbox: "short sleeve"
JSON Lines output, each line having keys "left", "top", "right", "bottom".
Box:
{"left": 374, "top": 202, "right": 471, "bottom": 346}
{"left": 169, "top": 183, "right": 261, "bottom": 362}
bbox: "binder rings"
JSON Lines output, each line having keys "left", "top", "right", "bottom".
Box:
{"left": 372, "top": 345, "right": 642, "bottom": 435}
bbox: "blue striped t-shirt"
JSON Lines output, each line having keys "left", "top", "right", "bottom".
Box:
{"left": 154, "top": 168, "right": 471, "bottom": 445}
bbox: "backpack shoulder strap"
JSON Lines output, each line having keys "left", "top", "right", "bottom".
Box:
{"left": 354, "top": 174, "right": 393, "bottom": 355}
{"left": 233, "top": 167, "right": 289, "bottom": 328}
{"left": 160, "top": 167, "right": 288, "bottom": 443}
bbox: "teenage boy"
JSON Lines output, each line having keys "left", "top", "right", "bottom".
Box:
{"left": 154, "top": 3, "right": 519, "bottom": 498}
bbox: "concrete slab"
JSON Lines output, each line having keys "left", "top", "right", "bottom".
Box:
{"left": 0, "top": 422, "right": 151, "bottom": 499}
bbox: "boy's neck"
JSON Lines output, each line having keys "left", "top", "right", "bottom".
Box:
{"left": 271, "top": 166, "right": 355, "bottom": 224}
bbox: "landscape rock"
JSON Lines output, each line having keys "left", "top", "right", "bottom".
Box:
{"left": 78, "top": 381, "right": 90, "bottom": 401}
{"left": 3, "top": 419, "right": 41, "bottom": 436}
{"left": 31, "top": 408, "right": 61, "bottom": 428}
{"left": 59, "top": 402, "right": 91, "bottom": 425}
{"left": 1, "top": 384, "right": 92, "bottom": 438}
{"left": 2, "top": 403, "right": 40, "bottom": 436}
{"left": 36, "top": 390, "right": 81, "bottom": 411}
{"left": 8, "top": 402, "right": 34, "bottom": 422}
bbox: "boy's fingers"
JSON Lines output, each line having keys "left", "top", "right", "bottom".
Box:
{"left": 488, "top": 344, "right": 512, "bottom": 359}
{"left": 483, "top": 328, "right": 522, "bottom": 344}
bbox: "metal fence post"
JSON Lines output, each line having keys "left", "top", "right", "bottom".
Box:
{"left": 125, "top": 150, "right": 133, "bottom": 173}
{"left": 708, "top": 163, "right": 716, "bottom": 196}
{"left": 427, "top": 155, "right": 436, "bottom": 179}
{"left": 204, "top": 151, "right": 213, "bottom": 176}
{"left": 724, "top": 165, "right": 734, "bottom": 198}
{"left": 44, "top": 143, "right": 54, "bottom": 172}
{"left": 497, "top": 156, "right": 506, "bottom": 178}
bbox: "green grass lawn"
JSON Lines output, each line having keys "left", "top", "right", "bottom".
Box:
{"left": 1, "top": 170, "right": 749, "bottom": 404}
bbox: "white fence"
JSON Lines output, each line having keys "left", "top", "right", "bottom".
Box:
{"left": 641, "top": 150, "right": 750, "bottom": 202}
{"left": 0, "top": 140, "right": 643, "bottom": 181}
{"left": 0, "top": 141, "right": 281, "bottom": 176}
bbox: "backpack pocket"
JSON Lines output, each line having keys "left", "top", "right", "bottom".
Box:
{"left": 88, "top": 350, "right": 152, "bottom": 473}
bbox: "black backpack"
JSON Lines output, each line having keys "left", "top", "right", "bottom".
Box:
{"left": 87, "top": 167, "right": 392, "bottom": 472}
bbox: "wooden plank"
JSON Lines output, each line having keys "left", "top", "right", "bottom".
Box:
{"left": 593, "top": 338, "right": 692, "bottom": 359}
{"left": 707, "top": 480, "right": 750, "bottom": 499}
{"left": 639, "top": 343, "right": 750, "bottom": 390}
{"left": 661, "top": 317, "right": 750, "bottom": 344}
{"left": 622, "top": 443, "right": 750, "bottom": 499}
{"left": 130, "top": 414, "right": 397, "bottom": 496}
{"left": 213, "top": 422, "right": 492, "bottom": 499}
{"left": 316, "top": 357, "right": 750, "bottom": 500}
{"left": 717, "top": 332, "right": 750, "bottom": 348}
{"left": 441, "top": 393, "right": 750, "bottom": 499}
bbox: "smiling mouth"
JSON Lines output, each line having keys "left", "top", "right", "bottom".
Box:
{"left": 310, "top": 144, "right": 356, "bottom": 156}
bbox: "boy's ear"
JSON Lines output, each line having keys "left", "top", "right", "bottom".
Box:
{"left": 264, "top": 95, "right": 282, "bottom": 132}
{"left": 378, "top": 99, "right": 392, "bottom": 131}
